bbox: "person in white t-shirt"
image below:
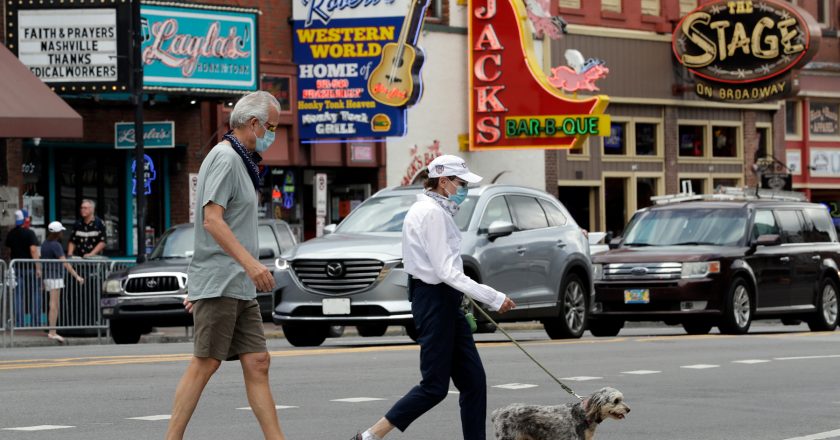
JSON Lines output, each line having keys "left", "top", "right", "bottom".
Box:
{"left": 351, "top": 155, "right": 516, "bottom": 440}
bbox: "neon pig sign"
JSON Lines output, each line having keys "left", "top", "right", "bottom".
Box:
{"left": 469, "top": 0, "right": 610, "bottom": 150}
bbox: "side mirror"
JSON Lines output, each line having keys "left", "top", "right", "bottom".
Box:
{"left": 259, "top": 248, "right": 276, "bottom": 259}
{"left": 487, "top": 221, "right": 516, "bottom": 241}
{"left": 754, "top": 234, "right": 781, "bottom": 247}
{"left": 324, "top": 224, "right": 337, "bottom": 235}
{"left": 608, "top": 238, "right": 623, "bottom": 250}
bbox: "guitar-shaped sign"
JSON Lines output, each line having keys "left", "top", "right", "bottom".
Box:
{"left": 367, "top": 0, "right": 430, "bottom": 108}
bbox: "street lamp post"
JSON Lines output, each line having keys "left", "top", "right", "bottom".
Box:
{"left": 130, "top": 0, "right": 146, "bottom": 262}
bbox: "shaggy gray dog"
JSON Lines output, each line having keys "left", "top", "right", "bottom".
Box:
{"left": 491, "top": 387, "right": 630, "bottom": 440}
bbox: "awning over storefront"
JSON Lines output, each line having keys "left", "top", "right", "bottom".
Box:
{"left": 0, "top": 44, "right": 82, "bottom": 138}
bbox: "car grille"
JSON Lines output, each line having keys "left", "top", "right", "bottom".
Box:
{"left": 291, "top": 259, "right": 385, "bottom": 295}
{"left": 603, "top": 263, "right": 682, "bottom": 280}
{"left": 125, "top": 275, "right": 182, "bottom": 294}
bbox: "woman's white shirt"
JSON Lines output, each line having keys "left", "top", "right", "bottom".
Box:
{"left": 402, "top": 194, "right": 507, "bottom": 311}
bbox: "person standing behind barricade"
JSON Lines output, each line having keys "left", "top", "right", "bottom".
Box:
{"left": 40, "top": 221, "right": 85, "bottom": 343}
{"left": 4, "top": 209, "right": 43, "bottom": 327}
{"left": 351, "top": 155, "right": 516, "bottom": 440}
{"left": 67, "top": 199, "right": 106, "bottom": 258}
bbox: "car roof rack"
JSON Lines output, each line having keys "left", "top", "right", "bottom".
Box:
{"left": 652, "top": 184, "right": 807, "bottom": 206}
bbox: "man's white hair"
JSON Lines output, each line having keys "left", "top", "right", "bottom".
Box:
{"left": 229, "top": 91, "right": 282, "bottom": 129}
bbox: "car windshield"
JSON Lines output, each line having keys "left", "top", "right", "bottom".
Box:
{"left": 622, "top": 207, "right": 747, "bottom": 247}
{"left": 149, "top": 227, "right": 194, "bottom": 259}
{"left": 336, "top": 194, "right": 477, "bottom": 233}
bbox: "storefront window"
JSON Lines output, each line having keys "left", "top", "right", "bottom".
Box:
{"left": 560, "top": 0, "right": 580, "bottom": 8}
{"left": 261, "top": 169, "right": 303, "bottom": 241}
{"left": 636, "top": 178, "right": 658, "bottom": 209}
{"left": 602, "top": 0, "right": 621, "bottom": 12}
{"left": 604, "top": 122, "right": 626, "bottom": 155}
{"left": 680, "top": 178, "right": 706, "bottom": 194}
{"left": 712, "top": 126, "right": 738, "bottom": 158}
{"left": 642, "top": 0, "right": 659, "bottom": 15}
{"left": 809, "top": 101, "right": 840, "bottom": 137}
{"left": 756, "top": 126, "right": 771, "bottom": 159}
{"left": 635, "top": 123, "right": 657, "bottom": 156}
{"left": 679, "top": 125, "right": 705, "bottom": 157}
{"left": 786, "top": 100, "right": 801, "bottom": 137}
{"left": 713, "top": 178, "right": 740, "bottom": 191}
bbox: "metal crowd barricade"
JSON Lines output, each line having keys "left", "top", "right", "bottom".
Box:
{"left": 7, "top": 258, "right": 116, "bottom": 347}
{"left": 0, "top": 260, "right": 7, "bottom": 336}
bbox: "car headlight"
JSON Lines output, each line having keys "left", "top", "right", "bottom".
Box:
{"left": 681, "top": 261, "right": 720, "bottom": 279}
{"left": 104, "top": 279, "right": 123, "bottom": 294}
{"left": 275, "top": 258, "right": 290, "bottom": 271}
{"left": 592, "top": 264, "right": 603, "bottom": 281}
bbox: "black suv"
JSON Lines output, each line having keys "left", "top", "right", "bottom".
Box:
{"left": 590, "top": 192, "right": 840, "bottom": 336}
{"left": 100, "top": 220, "right": 296, "bottom": 344}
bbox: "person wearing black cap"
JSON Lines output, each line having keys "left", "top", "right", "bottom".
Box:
{"left": 351, "top": 155, "right": 516, "bottom": 440}
{"left": 5, "top": 209, "right": 42, "bottom": 326}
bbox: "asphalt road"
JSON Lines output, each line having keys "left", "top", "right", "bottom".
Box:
{"left": 1, "top": 324, "right": 839, "bottom": 440}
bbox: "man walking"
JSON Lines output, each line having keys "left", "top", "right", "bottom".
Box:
{"left": 352, "top": 155, "right": 516, "bottom": 440}
{"left": 4, "top": 209, "right": 42, "bottom": 326}
{"left": 165, "top": 91, "right": 286, "bottom": 440}
{"left": 67, "top": 199, "right": 106, "bottom": 257}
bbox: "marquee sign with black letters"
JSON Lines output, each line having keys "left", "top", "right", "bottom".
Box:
{"left": 672, "top": 0, "right": 820, "bottom": 103}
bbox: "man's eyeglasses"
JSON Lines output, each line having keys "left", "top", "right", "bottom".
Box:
{"left": 263, "top": 122, "right": 278, "bottom": 133}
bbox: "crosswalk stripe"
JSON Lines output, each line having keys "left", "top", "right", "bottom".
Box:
{"left": 733, "top": 359, "right": 771, "bottom": 364}
{"left": 2, "top": 425, "right": 75, "bottom": 431}
{"left": 560, "top": 376, "right": 603, "bottom": 381}
{"left": 680, "top": 364, "right": 719, "bottom": 369}
{"left": 493, "top": 383, "right": 539, "bottom": 390}
{"left": 775, "top": 355, "right": 840, "bottom": 361}
{"left": 236, "top": 406, "right": 298, "bottom": 410}
{"left": 331, "top": 397, "right": 386, "bottom": 403}
{"left": 621, "top": 370, "right": 661, "bottom": 375}
{"left": 781, "top": 428, "right": 840, "bottom": 440}
{"left": 127, "top": 415, "right": 171, "bottom": 421}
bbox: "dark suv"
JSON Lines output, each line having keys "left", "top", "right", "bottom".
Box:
{"left": 590, "top": 193, "right": 840, "bottom": 336}
{"left": 100, "top": 220, "right": 296, "bottom": 344}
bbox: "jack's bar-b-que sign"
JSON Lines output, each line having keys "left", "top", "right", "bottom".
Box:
{"left": 469, "top": 0, "right": 609, "bottom": 150}
{"left": 673, "top": 0, "right": 820, "bottom": 103}
{"left": 5, "top": 0, "right": 132, "bottom": 93}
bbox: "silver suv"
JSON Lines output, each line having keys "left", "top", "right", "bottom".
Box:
{"left": 273, "top": 185, "right": 593, "bottom": 346}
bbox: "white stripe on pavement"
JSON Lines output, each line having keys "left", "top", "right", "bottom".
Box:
{"left": 331, "top": 397, "right": 386, "bottom": 403}
{"left": 733, "top": 359, "right": 771, "bottom": 364}
{"left": 775, "top": 355, "right": 840, "bottom": 361}
{"left": 237, "top": 406, "right": 298, "bottom": 410}
{"left": 127, "top": 415, "right": 171, "bottom": 421}
{"left": 680, "top": 364, "right": 719, "bottom": 369}
{"left": 621, "top": 370, "right": 661, "bottom": 375}
{"left": 782, "top": 429, "right": 840, "bottom": 440}
{"left": 2, "top": 425, "right": 75, "bottom": 431}
{"left": 493, "top": 383, "right": 539, "bottom": 390}
{"left": 560, "top": 376, "right": 603, "bottom": 381}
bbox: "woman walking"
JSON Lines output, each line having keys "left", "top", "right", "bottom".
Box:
{"left": 40, "top": 221, "right": 84, "bottom": 343}
{"left": 352, "top": 155, "right": 516, "bottom": 440}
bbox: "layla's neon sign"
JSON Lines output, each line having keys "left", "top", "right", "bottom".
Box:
{"left": 469, "top": 0, "right": 609, "bottom": 150}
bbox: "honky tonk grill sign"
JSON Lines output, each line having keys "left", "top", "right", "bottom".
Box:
{"left": 673, "top": 0, "right": 820, "bottom": 103}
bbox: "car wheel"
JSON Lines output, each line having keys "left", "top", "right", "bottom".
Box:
{"left": 682, "top": 321, "right": 713, "bottom": 335}
{"left": 110, "top": 321, "right": 142, "bottom": 344}
{"left": 543, "top": 274, "right": 587, "bottom": 339}
{"left": 807, "top": 278, "right": 839, "bottom": 332}
{"left": 588, "top": 319, "right": 623, "bottom": 337}
{"left": 719, "top": 278, "right": 753, "bottom": 335}
{"left": 404, "top": 321, "right": 419, "bottom": 342}
{"left": 282, "top": 323, "right": 328, "bottom": 347}
{"left": 356, "top": 323, "right": 389, "bottom": 337}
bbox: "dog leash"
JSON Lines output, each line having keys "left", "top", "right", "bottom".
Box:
{"left": 467, "top": 297, "right": 584, "bottom": 402}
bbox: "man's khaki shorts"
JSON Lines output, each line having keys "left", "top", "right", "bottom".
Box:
{"left": 192, "top": 297, "right": 267, "bottom": 361}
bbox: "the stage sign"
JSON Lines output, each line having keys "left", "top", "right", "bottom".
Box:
{"left": 468, "top": 0, "right": 609, "bottom": 150}
{"left": 673, "top": 0, "right": 820, "bottom": 103}
{"left": 5, "top": 1, "right": 131, "bottom": 93}
{"left": 140, "top": 3, "right": 259, "bottom": 93}
{"left": 292, "top": 0, "right": 425, "bottom": 139}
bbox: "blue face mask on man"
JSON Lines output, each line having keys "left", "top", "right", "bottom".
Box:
{"left": 445, "top": 178, "right": 468, "bottom": 205}
{"left": 252, "top": 121, "right": 275, "bottom": 153}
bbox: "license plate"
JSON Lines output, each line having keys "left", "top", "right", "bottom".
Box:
{"left": 624, "top": 289, "right": 650, "bottom": 304}
{"left": 322, "top": 298, "right": 351, "bottom": 315}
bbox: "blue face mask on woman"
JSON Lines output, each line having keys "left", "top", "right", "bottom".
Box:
{"left": 446, "top": 179, "right": 468, "bottom": 205}
{"left": 252, "top": 122, "right": 275, "bottom": 153}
